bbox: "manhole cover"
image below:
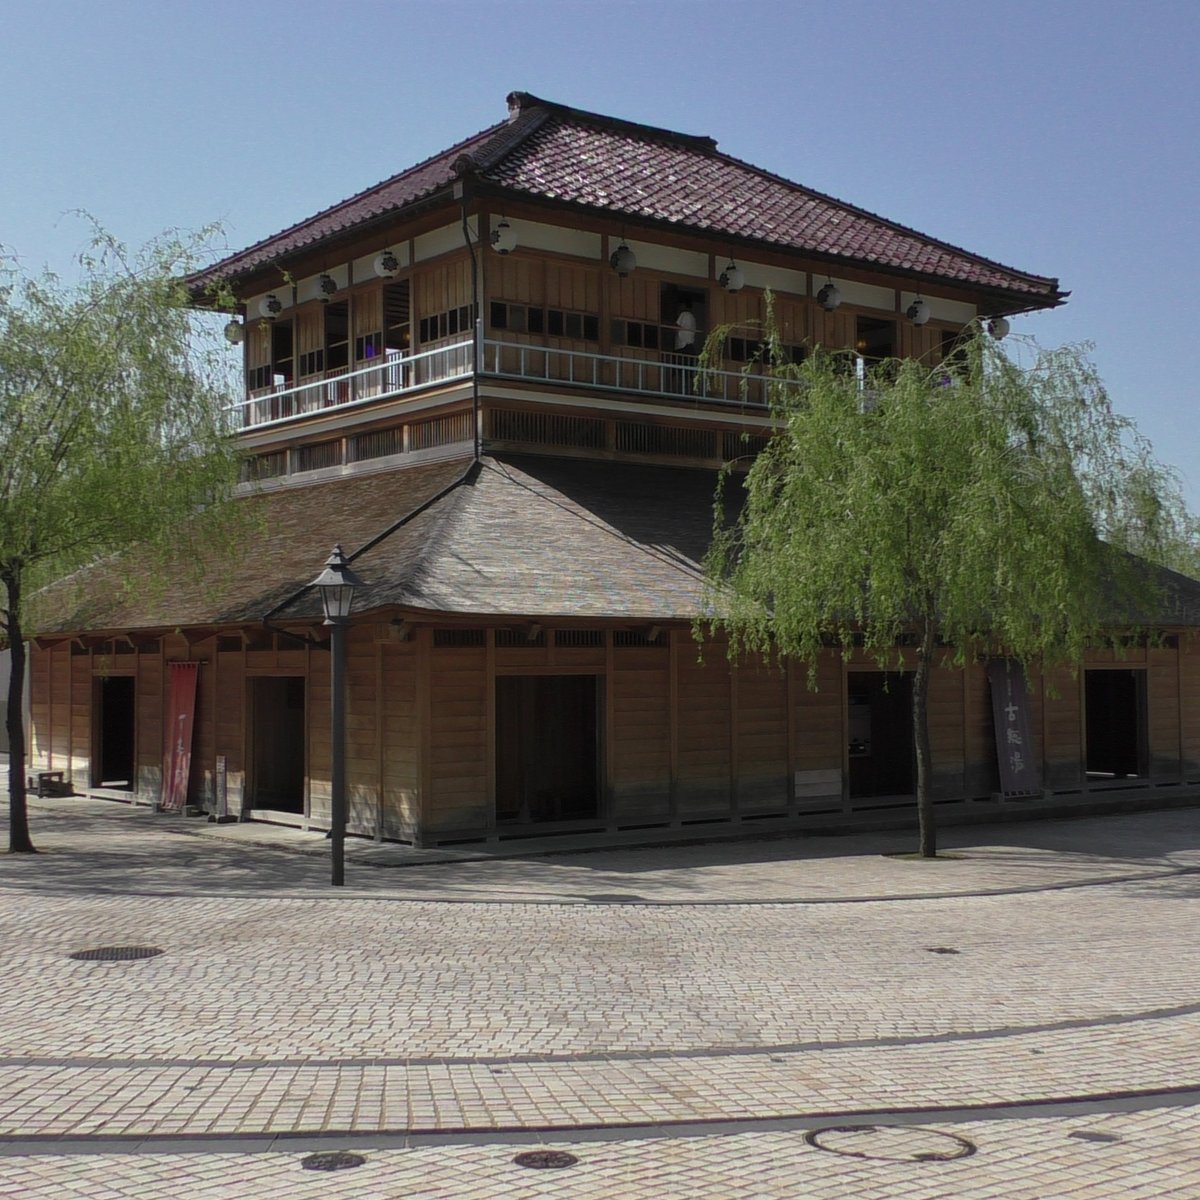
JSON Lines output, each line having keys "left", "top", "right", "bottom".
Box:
{"left": 806, "top": 1124, "right": 976, "bottom": 1162}
{"left": 300, "top": 1151, "right": 366, "bottom": 1171}
{"left": 68, "top": 946, "right": 164, "bottom": 962}
{"left": 513, "top": 1150, "right": 579, "bottom": 1170}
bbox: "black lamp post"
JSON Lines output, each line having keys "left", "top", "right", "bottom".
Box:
{"left": 310, "top": 544, "right": 365, "bottom": 886}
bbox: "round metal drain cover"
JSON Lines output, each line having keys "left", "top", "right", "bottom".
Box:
{"left": 68, "top": 946, "right": 164, "bottom": 963}
{"left": 300, "top": 1151, "right": 366, "bottom": 1171}
{"left": 513, "top": 1150, "right": 579, "bottom": 1170}
{"left": 806, "top": 1124, "right": 976, "bottom": 1163}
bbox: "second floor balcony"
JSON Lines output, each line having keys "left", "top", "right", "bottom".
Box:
{"left": 229, "top": 332, "right": 786, "bottom": 434}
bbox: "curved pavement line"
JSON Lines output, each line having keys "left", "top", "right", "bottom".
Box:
{"left": 5, "top": 1000, "right": 1199, "bottom": 1072}
{"left": 0, "top": 863, "right": 1195, "bottom": 907}
{"left": 0, "top": 1084, "right": 1196, "bottom": 1157}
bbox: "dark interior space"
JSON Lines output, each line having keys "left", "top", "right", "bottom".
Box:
{"left": 848, "top": 672, "right": 914, "bottom": 799}
{"left": 496, "top": 674, "right": 600, "bottom": 823}
{"left": 1086, "top": 669, "right": 1147, "bottom": 778}
{"left": 96, "top": 675, "right": 135, "bottom": 789}
{"left": 250, "top": 676, "right": 306, "bottom": 812}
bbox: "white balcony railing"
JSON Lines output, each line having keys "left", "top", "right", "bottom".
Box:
{"left": 230, "top": 334, "right": 800, "bottom": 433}
{"left": 229, "top": 340, "right": 474, "bottom": 431}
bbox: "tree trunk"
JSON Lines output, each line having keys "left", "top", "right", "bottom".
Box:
{"left": 912, "top": 613, "right": 936, "bottom": 858}
{"left": 3, "top": 566, "right": 36, "bottom": 853}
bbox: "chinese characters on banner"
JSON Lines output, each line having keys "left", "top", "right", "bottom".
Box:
{"left": 987, "top": 659, "right": 1041, "bottom": 798}
{"left": 161, "top": 661, "right": 200, "bottom": 812}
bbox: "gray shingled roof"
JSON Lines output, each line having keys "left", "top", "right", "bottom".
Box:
{"left": 33, "top": 455, "right": 733, "bottom": 635}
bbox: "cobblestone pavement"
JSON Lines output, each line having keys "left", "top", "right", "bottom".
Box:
{"left": 2, "top": 797, "right": 1200, "bottom": 1196}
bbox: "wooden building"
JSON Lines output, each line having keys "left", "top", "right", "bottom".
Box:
{"left": 24, "top": 92, "right": 1200, "bottom": 845}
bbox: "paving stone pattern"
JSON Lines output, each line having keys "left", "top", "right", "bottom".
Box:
{"left": 2, "top": 796, "right": 1200, "bottom": 1196}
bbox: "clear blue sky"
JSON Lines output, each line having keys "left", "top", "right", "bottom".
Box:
{"left": 3, "top": 0, "right": 1197, "bottom": 507}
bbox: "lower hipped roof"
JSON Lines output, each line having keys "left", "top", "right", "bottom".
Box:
{"left": 34, "top": 455, "right": 731, "bottom": 636}
{"left": 31, "top": 452, "right": 1200, "bottom": 638}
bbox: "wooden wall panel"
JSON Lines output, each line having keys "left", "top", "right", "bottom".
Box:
{"left": 1148, "top": 646, "right": 1182, "bottom": 778}
{"left": 1182, "top": 635, "right": 1200, "bottom": 778}
{"left": 345, "top": 629, "right": 379, "bottom": 837}
{"left": 427, "top": 644, "right": 488, "bottom": 833}
{"left": 49, "top": 644, "right": 71, "bottom": 770}
{"left": 415, "top": 257, "right": 472, "bottom": 342}
{"left": 308, "top": 651, "right": 331, "bottom": 825}
{"left": 963, "top": 659, "right": 999, "bottom": 798}
{"left": 1042, "top": 665, "right": 1082, "bottom": 789}
{"left": 610, "top": 647, "right": 671, "bottom": 822}
{"left": 793, "top": 653, "right": 843, "bottom": 775}
{"left": 734, "top": 655, "right": 788, "bottom": 813}
{"left": 928, "top": 662, "right": 966, "bottom": 799}
{"left": 214, "top": 648, "right": 246, "bottom": 815}
{"left": 675, "top": 640, "right": 732, "bottom": 816}
{"left": 136, "top": 649, "right": 165, "bottom": 802}
{"left": 70, "top": 651, "right": 91, "bottom": 784}
{"left": 379, "top": 642, "right": 419, "bottom": 839}
{"left": 353, "top": 284, "right": 383, "bottom": 338}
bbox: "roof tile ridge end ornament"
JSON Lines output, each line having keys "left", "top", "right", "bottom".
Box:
{"left": 502, "top": 89, "right": 718, "bottom": 154}
{"left": 711, "top": 145, "right": 1063, "bottom": 297}
{"left": 460, "top": 104, "right": 556, "bottom": 178}
{"left": 185, "top": 121, "right": 510, "bottom": 292}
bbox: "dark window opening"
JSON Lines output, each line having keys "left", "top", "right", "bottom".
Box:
{"left": 270, "top": 320, "right": 294, "bottom": 387}
{"left": 496, "top": 675, "right": 600, "bottom": 823}
{"left": 384, "top": 281, "right": 411, "bottom": 355}
{"left": 355, "top": 331, "right": 382, "bottom": 361}
{"left": 95, "top": 675, "right": 136, "bottom": 790}
{"left": 324, "top": 301, "right": 349, "bottom": 372}
{"left": 1085, "top": 669, "right": 1148, "bottom": 779}
{"left": 659, "top": 283, "right": 708, "bottom": 358}
{"left": 249, "top": 676, "right": 306, "bottom": 813}
{"left": 848, "top": 672, "right": 914, "bottom": 799}
{"left": 856, "top": 316, "right": 895, "bottom": 363}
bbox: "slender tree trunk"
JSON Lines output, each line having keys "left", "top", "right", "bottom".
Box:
{"left": 912, "top": 612, "right": 936, "bottom": 858}
{"left": 3, "top": 566, "right": 36, "bottom": 853}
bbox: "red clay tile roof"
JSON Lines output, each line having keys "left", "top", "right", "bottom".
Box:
{"left": 191, "top": 93, "right": 1063, "bottom": 307}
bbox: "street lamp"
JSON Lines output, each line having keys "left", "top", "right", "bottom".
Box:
{"left": 310, "top": 543, "right": 365, "bottom": 886}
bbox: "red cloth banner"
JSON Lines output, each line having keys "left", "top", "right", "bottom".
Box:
{"left": 161, "top": 662, "right": 200, "bottom": 812}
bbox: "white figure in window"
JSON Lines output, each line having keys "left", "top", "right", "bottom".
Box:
{"left": 675, "top": 300, "right": 697, "bottom": 351}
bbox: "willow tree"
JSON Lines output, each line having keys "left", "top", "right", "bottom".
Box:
{"left": 1, "top": 226, "right": 242, "bottom": 853}
{"left": 702, "top": 325, "right": 1196, "bottom": 857}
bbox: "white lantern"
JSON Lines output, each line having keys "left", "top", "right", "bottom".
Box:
{"left": 816, "top": 282, "right": 842, "bottom": 312}
{"left": 906, "top": 298, "right": 931, "bottom": 326}
{"left": 318, "top": 273, "right": 338, "bottom": 301}
{"left": 609, "top": 241, "right": 637, "bottom": 277}
{"left": 373, "top": 250, "right": 400, "bottom": 278}
{"left": 258, "top": 293, "right": 283, "bottom": 319}
{"left": 490, "top": 220, "right": 517, "bottom": 254}
{"left": 988, "top": 316, "right": 1011, "bottom": 340}
{"left": 223, "top": 319, "right": 244, "bottom": 345}
{"left": 719, "top": 259, "right": 745, "bottom": 293}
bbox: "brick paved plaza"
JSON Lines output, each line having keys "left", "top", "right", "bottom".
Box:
{"left": 2, "top": 795, "right": 1199, "bottom": 1197}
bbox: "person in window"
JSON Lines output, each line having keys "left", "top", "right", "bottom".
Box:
{"left": 675, "top": 299, "right": 697, "bottom": 353}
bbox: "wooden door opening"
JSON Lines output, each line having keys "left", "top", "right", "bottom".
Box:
{"left": 249, "top": 676, "right": 306, "bottom": 813}
{"left": 1085, "top": 669, "right": 1147, "bottom": 779}
{"left": 95, "top": 675, "right": 135, "bottom": 789}
{"left": 848, "top": 672, "right": 914, "bottom": 799}
{"left": 495, "top": 674, "right": 601, "bottom": 824}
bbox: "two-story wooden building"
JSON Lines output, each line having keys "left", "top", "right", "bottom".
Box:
{"left": 25, "top": 91, "right": 1200, "bottom": 845}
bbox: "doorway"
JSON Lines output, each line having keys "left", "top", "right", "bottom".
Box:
{"left": 95, "top": 675, "right": 135, "bottom": 789}
{"left": 848, "top": 672, "right": 914, "bottom": 799}
{"left": 1085, "top": 669, "right": 1147, "bottom": 779}
{"left": 495, "top": 674, "right": 600, "bottom": 824}
{"left": 249, "top": 676, "right": 306, "bottom": 813}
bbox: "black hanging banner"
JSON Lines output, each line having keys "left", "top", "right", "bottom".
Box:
{"left": 988, "top": 659, "right": 1041, "bottom": 798}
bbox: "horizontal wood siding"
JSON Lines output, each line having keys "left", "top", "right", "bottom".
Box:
{"left": 345, "top": 628, "right": 378, "bottom": 837}
{"left": 1148, "top": 647, "right": 1181, "bottom": 778}
{"left": 136, "top": 649, "right": 165, "bottom": 802}
{"left": 379, "top": 642, "right": 419, "bottom": 839}
{"left": 610, "top": 646, "right": 671, "bottom": 822}
{"left": 676, "top": 640, "right": 732, "bottom": 816}
{"left": 735, "top": 655, "right": 788, "bottom": 813}
{"left": 214, "top": 649, "right": 246, "bottom": 815}
{"left": 1183, "top": 636, "right": 1200, "bottom": 778}
{"left": 1042, "top": 665, "right": 1082, "bottom": 789}
{"left": 427, "top": 644, "right": 488, "bottom": 833}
